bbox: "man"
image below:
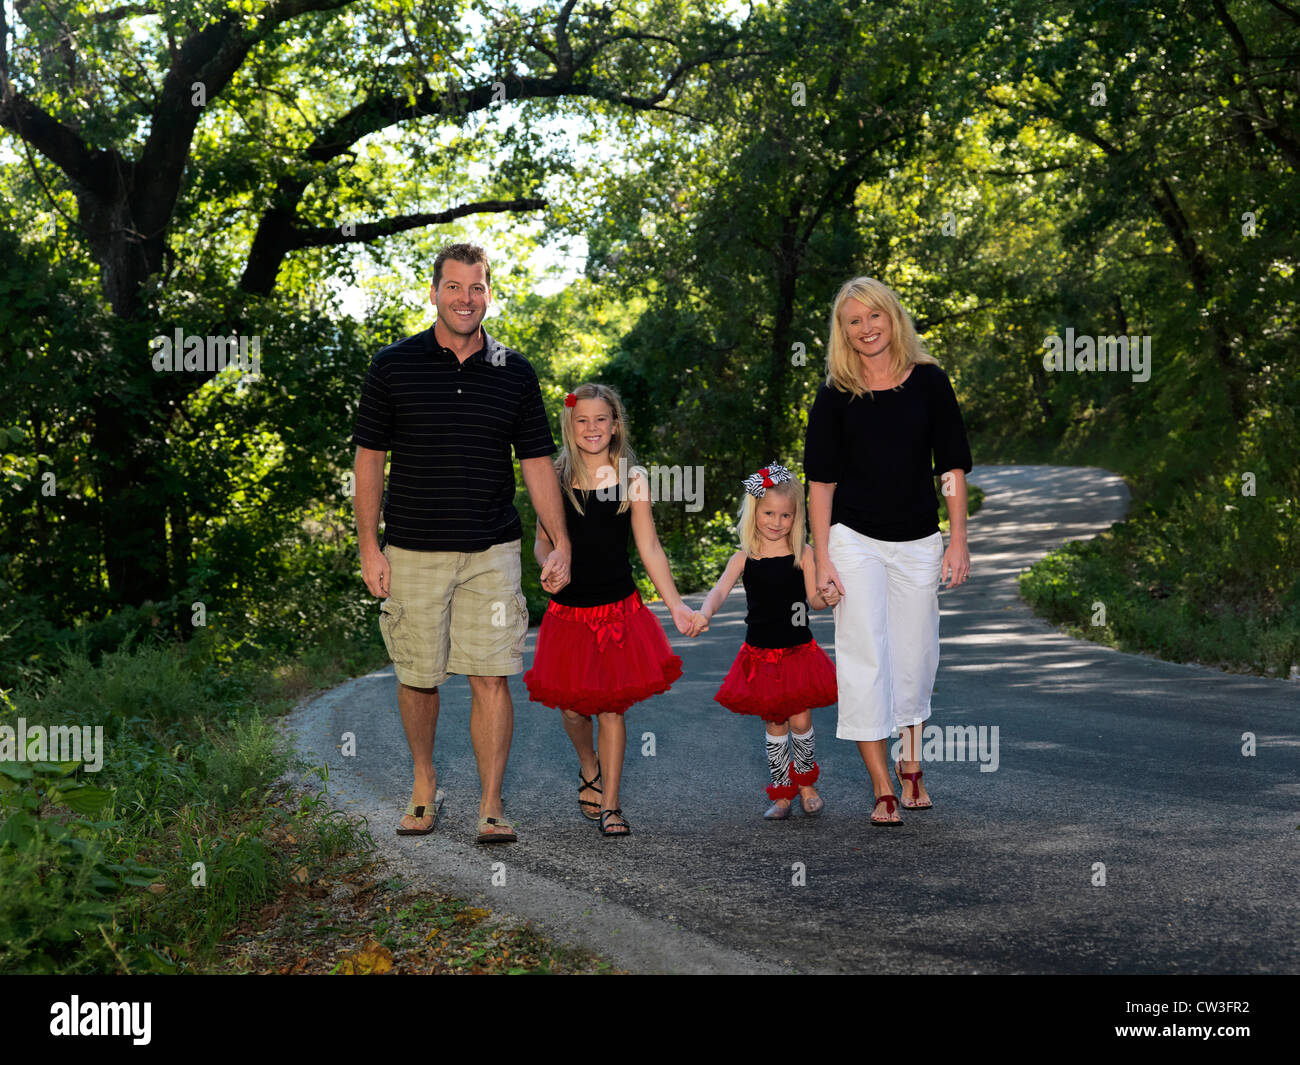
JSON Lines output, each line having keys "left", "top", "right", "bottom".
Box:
{"left": 352, "top": 242, "right": 571, "bottom": 842}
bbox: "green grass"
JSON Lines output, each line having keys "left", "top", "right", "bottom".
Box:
{"left": 0, "top": 631, "right": 380, "bottom": 973}
{"left": 0, "top": 566, "right": 622, "bottom": 974}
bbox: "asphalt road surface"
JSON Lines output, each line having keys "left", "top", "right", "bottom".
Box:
{"left": 284, "top": 464, "right": 1299, "bottom": 974}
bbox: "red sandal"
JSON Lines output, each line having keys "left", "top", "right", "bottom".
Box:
{"left": 872, "top": 793, "right": 903, "bottom": 827}
{"left": 894, "top": 760, "right": 933, "bottom": 810}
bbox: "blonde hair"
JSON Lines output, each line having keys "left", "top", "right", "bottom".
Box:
{"left": 555, "top": 382, "right": 638, "bottom": 515}
{"left": 736, "top": 477, "right": 805, "bottom": 567}
{"left": 826, "top": 276, "right": 937, "bottom": 397}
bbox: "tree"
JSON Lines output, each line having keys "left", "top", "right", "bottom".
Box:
{"left": 0, "top": 0, "right": 746, "bottom": 606}
{"left": 578, "top": 0, "right": 986, "bottom": 487}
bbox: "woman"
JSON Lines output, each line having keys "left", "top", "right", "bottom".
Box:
{"left": 803, "top": 276, "right": 972, "bottom": 827}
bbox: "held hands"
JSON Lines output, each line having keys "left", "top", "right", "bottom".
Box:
{"left": 670, "top": 602, "right": 704, "bottom": 637}
{"left": 816, "top": 561, "right": 845, "bottom": 607}
{"left": 361, "top": 546, "right": 391, "bottom": 598}
{"left": 539, "top": 547, "right": 571, "bottom": 594}
{"left": 670, "top": 603, "right": 710, "bottom": 637}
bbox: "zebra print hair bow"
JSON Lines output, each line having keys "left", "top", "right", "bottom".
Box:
{"left": 742, "top": 461, "right": 793, "bottom": 498}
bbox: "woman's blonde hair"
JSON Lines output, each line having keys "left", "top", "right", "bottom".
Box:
{"left": 555, "top": 382, "right": 638, "bottom": 515}
{"left": 826, "top": 276, "right": 937, "bottom": 397}
{"left": 736, "top": 476, "right": 805, "bottom": 567}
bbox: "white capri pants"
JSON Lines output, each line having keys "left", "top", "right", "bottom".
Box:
{"left": 828, "top": 523, "right": 944, "bottom": 742}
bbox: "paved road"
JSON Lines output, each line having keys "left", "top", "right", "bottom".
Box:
{"left": 284, "top": 465, "right": 1299, "bottom": 973}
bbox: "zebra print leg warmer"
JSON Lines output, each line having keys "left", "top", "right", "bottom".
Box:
{"left": 765, "top": 731, "right": 796, "bottom": 799}
{"left": 789, "top": 726, "right": 819, "bottom": 785}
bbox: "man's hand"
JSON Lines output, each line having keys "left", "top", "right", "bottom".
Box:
{"left": 539, "top": 546, "right": 570, "bottom": 594}
{"left": 361, "top": 545, "right": 391, "bottom": 598}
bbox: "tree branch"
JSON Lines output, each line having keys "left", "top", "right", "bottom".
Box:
{"left": 1210, "top": 0, "right": 1300, "bottom": 169}
{"left": 1263, "top": 0, "right": 1300, "bottom": 26}
{"left": 91, "top": 4, "right": 158, "bottom": 23}
{"left": 1, "top": 1, "right": 112, "bottom": 189}
{"left": 133, "top": 0, "right": 358, "bottom": 242}
{"left": 292, "top": 198, "right": 547, "bottom": 248}
{"left": 915, "top": 300, "right": 1037, "bottom": 331}
{"left": 554, "top": 0, "right": 578, "bottom": 78}
{"left": 0, "top": 89, "right": 111, "bottom": 194}
{"left": 238, "top": 24, "right": 746, "bottom": 295}
{"left": 981, "top": 162, "right": 1073, "bottom": 176}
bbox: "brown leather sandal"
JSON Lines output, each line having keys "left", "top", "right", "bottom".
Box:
{"left": 395, "top": 789, "right": 444, "bottom": 835}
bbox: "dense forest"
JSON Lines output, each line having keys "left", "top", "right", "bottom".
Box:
{"left": 5, "top": 0, "right": 1296, "bottom": 686}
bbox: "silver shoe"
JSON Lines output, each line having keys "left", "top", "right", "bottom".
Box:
{"left": 800, "top": 793, "right": 825, "bottom": 816}
{"left": 764, "top": 799, "right": 793, "bottom": 820}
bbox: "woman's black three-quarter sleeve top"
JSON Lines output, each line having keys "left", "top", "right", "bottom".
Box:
{"left": 803, "top": 363, "right": 972, "bottom": 542}
{"left": 550, "top": 488, "right": 638, "bottom": 608}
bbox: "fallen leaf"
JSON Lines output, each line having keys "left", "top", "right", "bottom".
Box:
{"left": 335, "top": 939, "right": 394, "bottom": 975}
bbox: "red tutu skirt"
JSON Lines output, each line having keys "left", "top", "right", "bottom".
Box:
{"left": 524, "top": 590, "right": 683, "bottom": 716}
{"left": 714, "top": 638, "right": 838, "bottom": 723}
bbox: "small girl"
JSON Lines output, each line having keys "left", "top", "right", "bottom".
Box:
{"left": 698, "top": 463, "right": 838, "bottom": 818}
{"left": 523, "top": 383, "right": 700, "bottom": 837}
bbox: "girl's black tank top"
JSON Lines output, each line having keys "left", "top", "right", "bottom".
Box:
{"left": 742, "top": 554, "right": 813, "bottom": 648}
{"left": 550, "top": 488, "right": 637, "bottom": 608}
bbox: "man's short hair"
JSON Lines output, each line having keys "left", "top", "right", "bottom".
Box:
{"left": 433, "top": 243, "right": 491, "bottom": 291}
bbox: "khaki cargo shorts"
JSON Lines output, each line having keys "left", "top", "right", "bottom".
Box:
{"left": 378, "top": 540, "right": 529, "bottom": 689}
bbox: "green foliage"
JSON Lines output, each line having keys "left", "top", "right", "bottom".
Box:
{"left": 0, "top": 742, "right": 161, "bottom": 974}
{"left": 0, "top": 612, "right": 381, "bottom": 973}
{"left": 26, "top": 642, "right": 216, "bottom": 736}
{"left": 201, "top": 717, "right": 286, "bottom": 812}
{"left": 0, "top": 829, "right": 120, "bottom": 974}
{"left": 5, "top": 0, "right": 1289, "bottom": 681}
{"left": 642, "top": 507, "right": 741, "bottom": 600}
{"left": 1019, "top": 487, "right": 1300, "bottom": 675}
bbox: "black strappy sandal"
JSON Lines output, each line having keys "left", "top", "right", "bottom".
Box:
{"left": 598, "top": 808, "right": 631, "bottom": 837}
{"left": 578, "top": 762, "right": 603, "bottom": 821}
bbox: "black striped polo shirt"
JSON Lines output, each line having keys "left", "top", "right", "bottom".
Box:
{"left": 351, "top": 326, "right": 556, "bottom": 551}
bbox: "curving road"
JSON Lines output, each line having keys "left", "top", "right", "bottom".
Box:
{"left": 284, "top": 465, "right": 1300, "bottom": 973}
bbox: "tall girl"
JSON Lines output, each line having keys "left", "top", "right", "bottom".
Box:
{"left": 523, "top": 383, "right": 699, "bottom": 836}
{"left": 698, "top": 463, "right": 838, "bottom": 818}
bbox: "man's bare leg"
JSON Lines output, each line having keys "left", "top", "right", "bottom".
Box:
{"left": 468, "top": 675, "right": 513, "bottom": 838}
{"left": 398, "top": 681, "right": 440, "bottom": 831}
